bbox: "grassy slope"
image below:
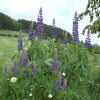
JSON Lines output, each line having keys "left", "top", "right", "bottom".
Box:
{"left": 0, "top": 36, "right": 17, "bottom": 67}
{"left": 0, "top": 29, "right": 27, "bottom": 37}
{"left": 0, "top": 30, "right": 28, "bottom": 67}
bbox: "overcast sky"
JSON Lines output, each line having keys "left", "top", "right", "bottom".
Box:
{"left": 0, "top": 0, "right": 100, "bottom": 45}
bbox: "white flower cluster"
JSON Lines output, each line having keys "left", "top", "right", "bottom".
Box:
{"left": 11, "top": 77, "right": 17, "bottom": 83}
{"left": 48, "top": 93, "right": 53, "bottom": 98}
{"left": 29, "top": 93, "right": 32, "bottom": 96}
{"left": 62, "top": 72, "right": 66, "bottom": 76}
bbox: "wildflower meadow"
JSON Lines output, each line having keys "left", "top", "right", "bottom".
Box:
{"left": 0, "top": 7, "right": 100, "bottom": 100}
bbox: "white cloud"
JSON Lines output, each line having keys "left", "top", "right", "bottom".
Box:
{"left": 0, "top": 0, "right": 99, "bottom": 45}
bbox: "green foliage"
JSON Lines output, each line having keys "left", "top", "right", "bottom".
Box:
{"left": 79, "top": 0, "right": 100, "bottom": 22}
{"left": 85, "top": 65, "right": 100, "bottom": 100}
{"left": 0, "top": 37, "right": 99, "bottom": 100}
{"left": 0, "top": 12, "right": 12, "bottom": 30}
{"left": 79, "top": 0, "right": 100, "bottom": 34}
{"left": 80, "top": 18, "right": 100, "bottom": 35}
{"left": 91, "top": 44, "right": 100, "bottom": 54}
{"left": 11, "top": 20, "right": 24, "bottom": 31}
{"left": 18, "top": 19, "right": 34, "bottom": 31}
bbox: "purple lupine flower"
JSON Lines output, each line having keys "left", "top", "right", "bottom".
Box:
{"left": 18, "top": 37, "right": 23, "bottom": 50}
{"left": 11, "top": 61, "right": 19, "bottom": 75}
{"left": 3, "top": 64, "right": 8, "bottom": 74}
{"left": 22, "top": 71, "right": 29, "bottom": 77}
{"left": 31, "top": 64, "right": 36, "bottom": 76}
{"left": 57, "top": 47, "right": 62, "bottom": 54}
{"left": 72, "top": 12, "right": 79, "bottom": 44}
{"left": 29, "top": 22, "right": 35, "bottom": 40}
{"left": 51, "top": 18, "right": 57, "bottom": 40}
{"left": 18, "top": 29, "right": 23, "bottom": 50}
{"left": 20, "top": 51, "right": 29, "bottom": 67}
{"left": 63, "top": 79, "right": 67, "bottom": 92}
{"left": 37, "top": 7, "right": 43, "bottom": 39}
{"left": 85, "top": 28, "right": 91, "bottom": 49}
{"left": 55, "top": 72, "right": 62, "bottom": 90}
{"left": 52, "top": 54, "right": 58, "bottom": 72}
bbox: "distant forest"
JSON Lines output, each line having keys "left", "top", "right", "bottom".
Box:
{"left": 0, "top": 12, "right": 72, "bottom": 41}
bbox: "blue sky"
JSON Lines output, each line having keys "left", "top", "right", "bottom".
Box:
{"left": 0, "top": 0, "right": 100, "bottom": 45}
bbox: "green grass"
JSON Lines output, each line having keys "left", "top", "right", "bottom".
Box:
{"left": 0, "top": 36, "right": 17, "bottom": 67}
{"left": 0, "top": 29, "right": 18, "bottom": 37}
{"left": 0, "top": 30, "right": 28, "bottom": 67}
{"left": 0, "top": 29, "right": 28, "bottom": 37}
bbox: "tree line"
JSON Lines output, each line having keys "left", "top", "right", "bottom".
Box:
{"left": 0, "top": 12, "right": 33, "bottom": 31}
{"left": 0, "top": 12, "right": 72, "bottom": 42}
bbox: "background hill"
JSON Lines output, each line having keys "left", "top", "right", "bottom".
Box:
{"left": 0, "top": 12, "right": 72, "bottom": 42}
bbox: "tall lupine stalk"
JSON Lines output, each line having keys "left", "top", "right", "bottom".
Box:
{"left": 51, "top": 18, "right": 57, "bottom": 40}
{"left": 3, "top": 64, "right": 8, "bottom": 74}
{"left": 29, "top": 22, "right": 35, "bottom": 40}
{"left": 37, "top": 7, "right": 43, "bottom": 39}
{"left": 20, "top": 51, "right": 29, "bottom": 68}
{"left": 18, "top": 29, "right": 23, "bottom": 51}
{"left": 52, "top": 54, "right": 58, "bottom": 72}
{"left": 63, "top": 79, "right": 67, "bottom": 92}
{"left": 55, "top": 72, "right": 62, "bottom": 90}
{"left": 85, "top": 28, "right": 91, "bottom": 49}
{"left": 72, "top": 12, "right": 79, "bottom": 44}
{"left": 31, "top": 64, "right": 36, "bottom": 76}
{"left": 11, "top": 60, "right": 19, "bottom": 75}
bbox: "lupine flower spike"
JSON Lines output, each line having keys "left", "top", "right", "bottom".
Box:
{"left": 63, "top": 79, "right": 67, "bottom": 93}
{"left": 11, "top": 60, "right": 19, "bottom": 75}
{"left": 29, "top": 22, "right": 35, "bottom": 40}
{"left": 37, "top": 7, "right": 43, "bottom": 39}
{"left": 72, "top": 11, "right": 79, "bottom": 44}
{"left": 52, "top": 54, "right": 58, "bottom": 72}
{"left": 85, "top": 28, "right": 91, "bottom": 49}
{"left": 20, "top": 51, "right": 29, "bottom": 68}
{"left": 55, "top": 72, "right": 62, "bottom": 90}
{"left": 3, "top": 64, "right": 8, "bottom": 74}
{"left": 18, "top": 29, "right": 23, "bottom": 50}
{"left": 31, "top": 64, "right": 36, "bottom": 76}
{"left": 51, "top": 18, "right": 57, "bottom": 40}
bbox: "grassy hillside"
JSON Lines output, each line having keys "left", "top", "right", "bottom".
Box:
{"left": 0, "top": 36, "right": 17, "bottom": 67}
{"left": 0, "top": 29, "right": 27, "bottom": 37}
{"left": 0, "top": 30, "right": 28, "bottom": 68}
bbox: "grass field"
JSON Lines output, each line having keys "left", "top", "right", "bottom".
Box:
{"left": 0, "top": 30, "right": 28, "bottom": 67}
{"left": 0, "top": 36, "right": 17, "bottom": 67}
